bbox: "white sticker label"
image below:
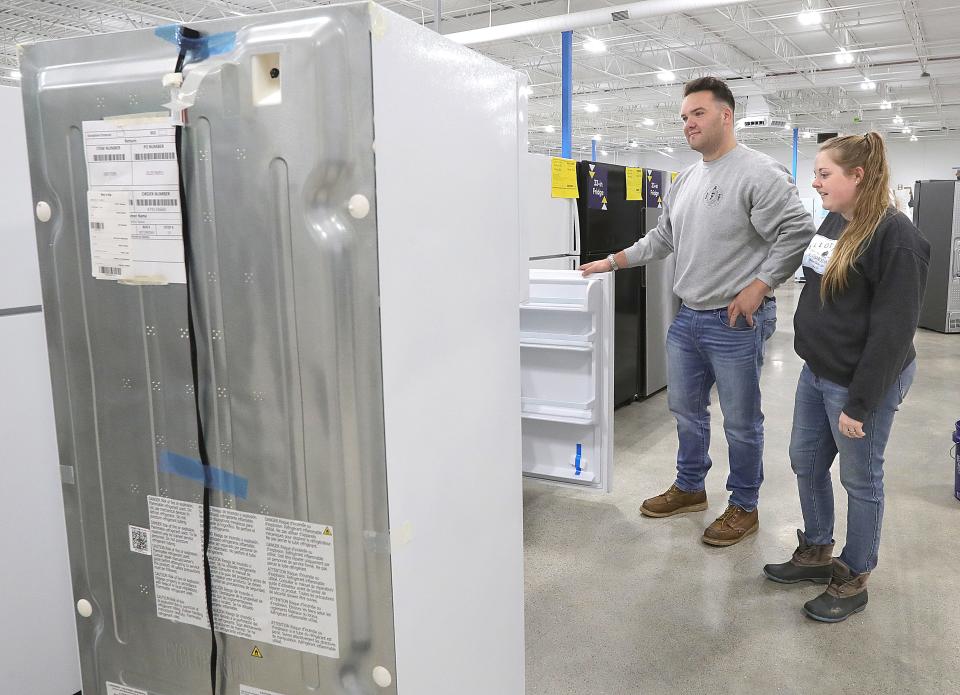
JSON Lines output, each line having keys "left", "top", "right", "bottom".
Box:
{"left": 106, "top": 682, "right": 149, "bottom": 695}
{"left": 82, "top": 118, "right": 185, "bottom": 284}
{"left": 147, "top": 495, "right": 340, "bottom": 658}
{"left": 802, "top": 233, "right": 838, "bottom": 275}
{"left": 240, "top": 686, "right": 288, "bottom": 695}
{"left": 129, "top": 525, "right": 152, "bottom": 555}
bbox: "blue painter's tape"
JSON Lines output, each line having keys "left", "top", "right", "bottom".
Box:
{"left": 575, "top": 443, "right": 582, "bottom": 476}
{"left": 159, "top": 450, "right": 248, "bottom": 499}
{"left": 155, "top": 25, "right": 236, "bottom": 65}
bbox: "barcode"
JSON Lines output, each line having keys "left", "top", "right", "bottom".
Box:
{"left": 99, "top": 265, "right": 122, "bottom": 276}
{"left": 135, "top": 198, "right": 178, "bottom": 208}
{"left": 93, "top": 153, "right": 126, "bottom": 162}
{"left": 129, "top": 526, "right": 151, "bottom": 555}
{"left": 134, "top": 152, "right": 176, "bottom": 161}
{"left": 91, "top": 221, "right": 105, "bottom": 230}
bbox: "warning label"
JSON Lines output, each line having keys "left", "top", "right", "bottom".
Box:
{"left": 240, "top": 686, "right": 287, "bottom": 695}
{"left": 106, "top": 682, "right": 148, "bottom": 695}
{"left": 146, "top": 495, "right": 339, "bottom": 658}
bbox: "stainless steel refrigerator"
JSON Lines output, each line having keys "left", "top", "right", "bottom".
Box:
{"left": 913, "top": 180, "right": 960, "bottom": 333}
{"left": 19, "top": 5, "right": 526, "bottom": 695}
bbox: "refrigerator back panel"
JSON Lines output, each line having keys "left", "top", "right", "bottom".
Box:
{"left": 20, "top": 6, "right": 399, "bottom": 694}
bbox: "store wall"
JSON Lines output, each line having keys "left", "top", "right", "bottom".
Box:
{"left": 0, "top": 85, "right": 82, "bottom": 695}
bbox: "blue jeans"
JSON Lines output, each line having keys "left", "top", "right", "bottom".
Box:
{"left": 790, "top": 361, "right": 915, "bottom": 575}
{"left": 665, "top": 300, "right": 777, "bottom": 512}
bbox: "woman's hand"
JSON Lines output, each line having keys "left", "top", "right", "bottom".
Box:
{"left": 839, "top": 411, "right": 865, "bottom": 439}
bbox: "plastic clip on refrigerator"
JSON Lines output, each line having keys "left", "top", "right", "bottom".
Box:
{"left": 520, "top": 269, "right": 615, "bottom": 491}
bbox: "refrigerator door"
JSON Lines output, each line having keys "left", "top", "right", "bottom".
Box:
{"left": 520, "top": 270, "right": 614, "bottom": 491}
{"left": 914, "top": 180, "right": 960, "bottom": 333}
{"left": 524, "top": 153, "right": 578, "bottom": 260}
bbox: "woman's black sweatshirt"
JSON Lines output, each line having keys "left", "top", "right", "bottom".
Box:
{"left": 794, "top": 207, "right": 931, "bottom": 421}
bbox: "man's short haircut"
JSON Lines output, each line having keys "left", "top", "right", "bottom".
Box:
{"left": 683, "top": 76, "right": 735, "bottom": 113}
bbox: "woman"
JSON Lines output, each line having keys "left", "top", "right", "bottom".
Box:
{"left": 762, "top": 132, "right": 930, "bottom": 622}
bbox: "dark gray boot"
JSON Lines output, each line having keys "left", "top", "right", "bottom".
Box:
{"left": 763, "top": 529, "right": 834, "bottom": 584}
{"left": 803, "top": 558, "right": 870, "bottom": 623}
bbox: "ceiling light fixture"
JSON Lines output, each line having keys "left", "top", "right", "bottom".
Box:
{"left": 9, "top": 70, "right": 21, "bottom": 81}
{"left": 860, "top": 79, "right": 876, "bottom": 90}
{"left": 835, "top": 47, "right": 854, "bottom": 65}
{"left": 519, "top": 85, "right": 533, "bottom": 97}
{"left": 797, "top": 9, "right": 822, "bottom": 25}
{"left": 583, "top": 38, "right": 607, "bottom": 54}
{"left": 642, "top": 117, "right": 655, "bottom": 126}
{"left": 909, "top": 135, "right": 918, "bottom": 142}
{"left": 880, "top": 100, "right": 892, "bottom": 110}
{"left": 584, "top": 103, "right": 599, "bottom": 113}
{"left": 544, "top": 124, "right": 555, "bottom": 133}
{"left": 802, "top": 131, "right": 814, "bottom": 139}
{"left": 600, "top": 150, "right": 609, "bottom": 156}
{"left": 892, "top": 114, "right": 904, "bottom": 125}
{"left": 901, "top": 126, "right": 911, "bottom": 134}
{"left": 665, "top": 146, "right": 674, "bottom": 153}
{"left": 629, "top": 140, "right": 639, "bottom": 148}
{"left": 657, "top": 70, "right": 676, "bottom": 82}
{"left": 592, "top": 133, "right": 602, "bottom": 141}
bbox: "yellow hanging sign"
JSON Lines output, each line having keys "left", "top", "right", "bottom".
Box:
{"left": 626, "top": 167, "right": 644, "bottom": 201}
{"left": 551, "top": 158, "right": 579, "bottom": 198}
{"left": 670, "top": 171, "right": 679, "bottom": 182}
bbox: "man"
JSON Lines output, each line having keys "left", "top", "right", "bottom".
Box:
{"left": 581, "top": 77, "right": 815, "bottom": 546}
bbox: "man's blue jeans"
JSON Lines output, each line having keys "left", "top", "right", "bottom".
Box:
{"left": 665, "top": 300, "right": 777, "bottom": 512}
{"left": 789, "top": 361, "right": 915, "bottom": 575}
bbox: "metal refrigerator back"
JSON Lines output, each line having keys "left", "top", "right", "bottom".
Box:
{"left": 20, "top": 5, "right": 400, "bottom": 694}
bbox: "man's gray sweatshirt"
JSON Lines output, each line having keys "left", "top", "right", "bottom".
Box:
{"left": 623, "top": 144, "right": 816, "bottom": 310}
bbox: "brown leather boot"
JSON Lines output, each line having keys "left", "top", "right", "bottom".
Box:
{"left": 701, "top": 504, "right": 758, "bottom": 546}
{"left": 639, "top": 484, "right": 708, "bottom": 518}
{"left": 763, "top": 529, "right": 834, "bottom": 584}
{"left": 803, "top": 558, "right": 870, "bottom": 622}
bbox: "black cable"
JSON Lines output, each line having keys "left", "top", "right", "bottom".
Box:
{"left": 172, "top": 26, "right": 220, "bottom": 695}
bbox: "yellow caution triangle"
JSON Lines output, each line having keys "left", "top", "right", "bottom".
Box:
{"left": 657, "top": 196, "right": 663, "bottom": 205}
{"left": 589, "top": 171, "right": 595, "bottom": 179}
{"left": 251, "top": 646, "right": 264, "bottom": 658}
{"left": 602, "top": 197, "right": 608, "bottom": 205}
{"left": 322, "top": 527, "right": 333, "bottom": 536}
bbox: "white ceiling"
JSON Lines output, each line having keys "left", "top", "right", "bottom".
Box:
{"left": 2, "top": 0, "right": 958, "bottom": 156}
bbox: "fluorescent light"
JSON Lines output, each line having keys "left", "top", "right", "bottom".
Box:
{"left": 798, "top": 10, "right": 822, "bottom": 25}
{"left": 892, "top": 115, "right": 904, "bottom": 125}
{"left": 784, "top": 121, "right": 793, "bottom": 129}
{"left": 584, "top": 103, "right": 599, "bottom": 113}
{"left": 641, "top": 117, "right": 655, "bottom": 126}
{"left": 583, "top": 38, "right": 607, "bottom": 54}
{"left": 665, "top": 146, "right": 675, "bottom": 153}
{"left": 860, "top": 79, "right": 876, "bottom": 90}
{"left": 600, "top": 150, "right": 609, "bottom": 156}
{"left": 657, "top": 70, "right": 676, "bottom": 82}
{"left": 629, "top": 140, "right": 639, "bottom": 148}
{"left": 592, "top": 133, "right": 602, "bottom": 141}
{"left": 880, "top": 100, "right": 892, "bottom": 110}
{"left": 9, "top": 70, "right": 21, "bottom": 81}
{"left": 835, "top": 48, "right": 854, "bottom": 65}
{"left": 544, "top": 124, "right": 555, "bottom": 133}
{"left": 909, "top": 135, "right": 918, "bottom": 142}
{"left": 802, "top": 131, "right": 813, "bottom": 139}
{"left": 901, "top": 126, "right": 911, "bottom": 134}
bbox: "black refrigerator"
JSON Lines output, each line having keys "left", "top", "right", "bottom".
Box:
{"left": 575, "top": 162, "right": 678, "bottom": 407}
{"left": 912, "top": 180, "right": 960, "bottom": 333}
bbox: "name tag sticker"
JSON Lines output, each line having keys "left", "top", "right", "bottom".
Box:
{"left": 802, "top": 234, "right": 837, "bottom": 275}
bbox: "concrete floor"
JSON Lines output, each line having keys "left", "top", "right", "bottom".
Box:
{"left": 523, "top": 282, "right": 960, "bottom": 695}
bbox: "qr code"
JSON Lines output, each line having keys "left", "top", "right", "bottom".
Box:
{"left": 129, "top": 525, "right": 152, "bottom": 555}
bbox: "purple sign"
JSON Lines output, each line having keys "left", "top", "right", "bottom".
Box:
{"left": 587, "top": 164, "right": 609, "bottom": 210}
{"left": 646, "top": 170, "right": 664, "bottom": 207}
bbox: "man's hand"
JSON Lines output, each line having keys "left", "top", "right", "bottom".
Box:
{"left": 839, "top": 411, "right": 865, "bottom": 439}
{"left": 727, "top": 279, "right": 771, "bottom": 327}
{"left": 579, "top": 259, "right": 612, "bottom": 276}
